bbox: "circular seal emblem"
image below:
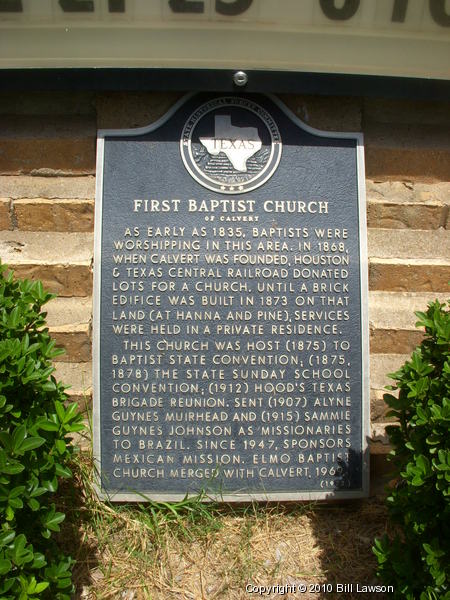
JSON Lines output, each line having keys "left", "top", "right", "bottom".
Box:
{"left": 180, "top": 97, "right": 282, "bottom": 194}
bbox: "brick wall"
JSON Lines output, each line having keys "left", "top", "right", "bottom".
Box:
{"left": 0, "top": 91, "right": 448, "bottom": 473}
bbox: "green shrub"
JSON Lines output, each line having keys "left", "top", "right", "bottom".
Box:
{"left": 0, "top": 264, "right": 84, "bottom": 599}
{"left": 373, "top": 300, "right": 450, "bottom": 600}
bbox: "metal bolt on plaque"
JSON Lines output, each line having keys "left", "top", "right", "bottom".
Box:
{"left": 233, "top": 71, "right": 248, "bottom": 86}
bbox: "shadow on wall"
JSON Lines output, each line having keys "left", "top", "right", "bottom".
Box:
{"left": 307, "top": 498, "right": 390, "bottom": 599}
{"left": 56, "top": 457, "right": 100, "bottom": 600}
{"left": 334, "top": 447, "right": 363, "bottom": 491}
{"left": 306, "top": 446, "right": 390, "bottom": 599}
{"left": 59, "top": 445, "right": 391, "bottom": 599}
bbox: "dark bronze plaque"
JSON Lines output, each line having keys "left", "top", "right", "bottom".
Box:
{"left": 93, "top": 93, "right": 369, "bottom": 501}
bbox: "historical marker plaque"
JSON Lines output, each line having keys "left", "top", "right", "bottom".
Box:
{"left": 93, "top": 94, "right": 369, "bottom": 501}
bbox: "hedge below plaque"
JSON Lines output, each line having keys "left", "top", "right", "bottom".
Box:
{"left": 0, "top": 263, "right": 84, "bottom": 599}
{"left": 373, "top": 300, "right": 450, "bottom": 600}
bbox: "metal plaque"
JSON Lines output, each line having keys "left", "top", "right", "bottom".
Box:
{"left": 93, "top": 93, "right": 369, "bottom": 502}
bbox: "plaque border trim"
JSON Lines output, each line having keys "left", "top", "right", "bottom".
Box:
{"left": 93, "top": 93, "right": 370, "bottom": 503}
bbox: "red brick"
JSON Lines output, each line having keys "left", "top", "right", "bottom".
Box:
{"left": 14, "top": 198, "right": 94, "bottom": 232}
{"left": 0, "top": 198, "right": 11, "bottom": 230}
{"left": 365, "top": 123, "right": 450, "bottom": 182}
{"left": 0, "top": 116, "right": 96, "bottom": 175}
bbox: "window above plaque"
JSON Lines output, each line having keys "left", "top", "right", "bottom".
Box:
{"left": 0, "top": 0, "right": 449, "bottom": 81}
